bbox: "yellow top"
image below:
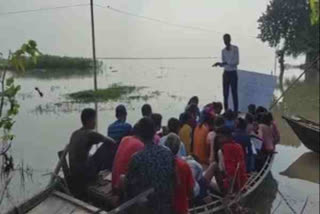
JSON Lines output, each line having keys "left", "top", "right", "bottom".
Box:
{"left": 179, "top": 124, "right": 192, "bottom": 155}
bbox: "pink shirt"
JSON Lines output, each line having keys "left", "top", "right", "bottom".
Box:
{"left": 112, "top": 136, "right": 144, "bottom": 190}
{"left": 154, "top": 134, "right": 161, "bottom": 145}
{"left": 271, "top": 121, "right": 280, "bottom": 145}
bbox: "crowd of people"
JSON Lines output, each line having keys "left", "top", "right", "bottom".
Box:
{"left": 67, "top": 97, "right": 280, "bottom": 214}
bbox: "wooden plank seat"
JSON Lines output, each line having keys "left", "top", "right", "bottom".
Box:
{"left": 57, "top": 151, "right": 118, "bottom": 211}
{"left": 87, "top": 171, "right": 119, "bottom": 210}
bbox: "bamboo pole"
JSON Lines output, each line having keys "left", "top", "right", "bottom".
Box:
{"left": 90, "top": 0, "right": 99, "bottom": 129}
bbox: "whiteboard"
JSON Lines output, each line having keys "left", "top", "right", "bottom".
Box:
{"left": 228, "top": 70, "right": 277, "bottom": 112}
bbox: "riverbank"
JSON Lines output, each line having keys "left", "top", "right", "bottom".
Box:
{"left": 2, "top": 54, "right": 102, "bottom": 71}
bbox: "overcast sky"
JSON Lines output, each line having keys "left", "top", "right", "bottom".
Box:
{"left": 0, "top": 0, "right": 277, "bottom": 71}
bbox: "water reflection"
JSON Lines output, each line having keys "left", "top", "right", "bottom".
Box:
{"left": 245, "top": 173, "right": 278, "bottom": 214}
{"left": 273, "top": 77, "right": 319, "bottom": 148}
{"left": 280, "top": 152, "right": 320, "bottom": 184}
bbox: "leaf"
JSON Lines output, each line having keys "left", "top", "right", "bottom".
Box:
{"left": 6, "top": 77, "right": 14, "bottom": 86}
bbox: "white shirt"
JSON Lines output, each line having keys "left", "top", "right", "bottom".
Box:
{"left": 222, "top": 45, "right": 239, "bottom": 71}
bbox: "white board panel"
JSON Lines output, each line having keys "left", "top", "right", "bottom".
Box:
{"left": 228, "top": 70, "right": 277, "bottom": 112}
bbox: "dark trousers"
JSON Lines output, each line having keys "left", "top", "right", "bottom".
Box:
{"left": 71, "top": 143, "right": 117, "bottom": 200}
{"left": 223, "top": 70, "right": 239, "bottom": 113}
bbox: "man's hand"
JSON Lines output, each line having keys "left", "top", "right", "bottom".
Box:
{"left": 212, "top": 62, "right": 221, "bottom": 67}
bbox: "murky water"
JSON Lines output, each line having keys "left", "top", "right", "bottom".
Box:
{"left": 1, "top": 0, "right": 319, "bottom": 212}
{"left": 1, "top": 59, "right": 319, "bottom": 213}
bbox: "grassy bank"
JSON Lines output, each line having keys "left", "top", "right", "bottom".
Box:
{"left": 2, "top": 54, "right": 102, "bottom": 70}
{"left": 68, "top": 84, "right": 144, "bottom": 102}
{"left": 25, "top": 54, "right": 102, "bottom": 70}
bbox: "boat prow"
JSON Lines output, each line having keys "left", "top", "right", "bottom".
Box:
{"left": 282, "top": 115, "right": 320, "bottom": 153}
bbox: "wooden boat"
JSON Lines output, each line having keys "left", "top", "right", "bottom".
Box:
{"left": 6, "top": 145, "right": 275, "bottom": 214}
{"left": 188, "top": 153, "right": 275, "bottom": 214}
{"left": 282, "top": 116, "right": 320, "bottom": 153}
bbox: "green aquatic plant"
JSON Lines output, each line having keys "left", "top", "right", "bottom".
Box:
{"left": 21, "top": 54, "right": 102, "bottom": 70}
{"left": 68, "top": 84, "right": 143, "bottom": 103}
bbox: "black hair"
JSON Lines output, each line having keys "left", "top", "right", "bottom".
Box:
{"left": 245, "top": 113, "right": 254, "bottom": 124}
{"left": 213, "top": 102, "right": 223, "bottom": 113}
{"left": 188, "top": 96, "right": 199, "bottom": 105}
{"left": 214, "top": 116, "right": 225, "bottom": 130}
{"left": 216, "top": 126, "right": 233, "bottom": 137}
{"left": 256, "top": 106, "right": 267, "bottom": 114}
{"left": 168, "top": 118, "right": 181, "bottom": 134}
{"left": 224, "top": 109, "right": 235, "bottom": 121}
{"left": 265, "top": 112, "right": 274, "bottom": 122}
{"left": 261, "top": 113, "right": 272, "bottom": 126}
{"left": 141, "top": 104, "right": 152, "bottom": 117}
{"left": 223, "top": 33, "right": 231, "bottom": 40}
{"left": 248, "top": 104, "right": 256, "bottom": 115}
{"left": 134, "top": 117, "right": 156, "bottom": 142}
{"left": 180, "top": 112, "right": 191, "bottom": 125}
{"left": 236, "top": 118, "right": 247, "bottom": 130}
{"left": 116, "top": 105, "right": 127, "bottom": 118}
{"left": 81, "top": 108, "right": 96, "bottom": 126}
{"left": 151, "top": 113, "right": 162, "bottom": 129}
{"left": 256, "top": 113, "right": 264, "bottom": 124}
{"left": 186, "top": 103, "right": 198, "bottom": 115}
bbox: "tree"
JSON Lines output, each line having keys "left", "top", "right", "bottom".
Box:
{"left": 258, "top": 0, "right": 319, "bottom": 81}
{"left": 310, "top": 0, "right": 319, "bottom": 25}
{"left": 0, "top": 41, "right": 40, "bottom": 172}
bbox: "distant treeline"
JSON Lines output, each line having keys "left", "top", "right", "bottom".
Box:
{"left": 25, "top": 54, "right": 102, "bottom": 70}
{"left": 1, "top": 54, "right": 102, "bottom": 70}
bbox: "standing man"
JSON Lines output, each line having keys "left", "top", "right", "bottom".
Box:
{"left": 213, "top": 34, "right": 239, "bottom": 113}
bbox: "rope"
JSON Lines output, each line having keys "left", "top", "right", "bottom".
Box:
{"left": 269, "top": 56, "right": 319, "bottom": 110}
{"left": 0, "top": 4, "right": 89, "bottom": 16}
{"left": 95, "top": 4, "right": 258, "bottom": 39}
{"left": 97, "top": 56, "right": 218, "bottom": 60}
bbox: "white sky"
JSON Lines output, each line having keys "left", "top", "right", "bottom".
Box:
{"left": 0, "top": 0, "right": 276, "bottom": 71}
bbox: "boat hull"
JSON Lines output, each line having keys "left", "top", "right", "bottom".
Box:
{"left": 283, "top": 116, "right": 320, "bottom": 153}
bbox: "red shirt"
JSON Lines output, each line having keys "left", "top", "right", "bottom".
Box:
{"left": 173, "top": 158, "right": 194, "bottom": 214}
{"left": 222, "top": 141, "right": 248, "bottom": 192}
{"left": 112, "top": 136, "right": 144, "bottom": 190}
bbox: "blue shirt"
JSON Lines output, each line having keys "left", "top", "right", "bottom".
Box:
{"left": 107, "top": 120, "right": 132, "bottom": 143}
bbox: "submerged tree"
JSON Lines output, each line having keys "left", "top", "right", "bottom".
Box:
{"left": 258, "top": 0, "right": 320, "bottom": 82}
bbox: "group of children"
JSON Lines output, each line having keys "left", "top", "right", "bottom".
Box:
{"left": 68, "top": 97, "right": 280, "bottom": 214}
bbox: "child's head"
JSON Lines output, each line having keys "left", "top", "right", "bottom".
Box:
{"left": 256, "top": 106, "right": 267, "bottom": 115}
{"left": 188, "top": 96, "right": 199, "bottom": 106}
{"left": 236, "top": 117, "right": 247, "bottom": 131}
{"left": 180, "top": 112, "right": 192, "bottom": 125}
{"left": 214, "top": 116, "right": 225, "bottom": 130}
{"left": 261, "top": 112, "right": 272, "bottom": 126}
{"left": 213, "top": 102, "right": 223, "bottom": 115}
{"left": 248, "top": 104, "right": 256, "bottom": 115}
{"left": 245, "top": 113, "right": 254, "bottom": 124}
{"left": 151, "top": 113, "right": 163, "bottom": 131}
{"left": 224, "top": 109, "right": 235, "bottom": 121}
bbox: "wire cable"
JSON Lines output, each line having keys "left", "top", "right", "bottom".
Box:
{"left": 95, "top": 4, "right": 258, "bottom": 39}
{"left": 96, "top": 56, "right": 218, "bottom": 60}
{"left": 0, "top": 3, "right": 89, "bottom": 16}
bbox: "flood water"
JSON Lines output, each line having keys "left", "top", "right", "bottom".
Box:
{"left": 0, "top": 59, "right": 318, "bottom": 213}
{"left": 1, "top": 0, "right": 319, "bottom": 213}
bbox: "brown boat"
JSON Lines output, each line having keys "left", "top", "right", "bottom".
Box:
{"left": 282, "top": 116, "right": 320, "bottom": 153}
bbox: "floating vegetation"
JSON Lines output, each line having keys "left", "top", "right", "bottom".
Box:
{"left": 25, "top": 54, "right": 102, "bottom": 70}
{"left": 67, "top": 84, "right": 145, "bottom": 103}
